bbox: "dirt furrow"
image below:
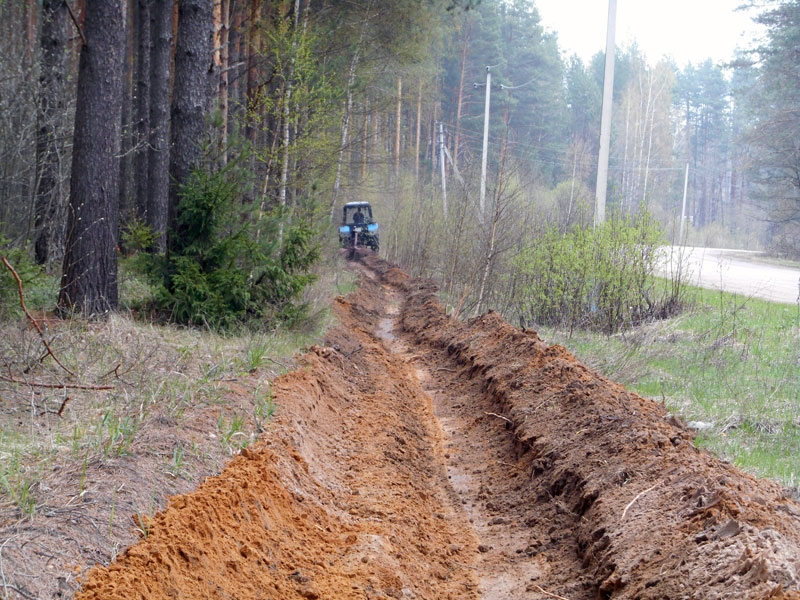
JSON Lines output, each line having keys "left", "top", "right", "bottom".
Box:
{"left": 376, "top": 282, "right": 562, "bottom": 597}
{"left": 76, "top": 260, "right": 481, "bottom": 600}
{"left": 73, "top": 255, "right": 800, "bottom": 600}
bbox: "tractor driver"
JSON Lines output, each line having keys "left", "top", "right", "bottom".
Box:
{"left": 353, "top": 207, "right": 365, "bottom": 224}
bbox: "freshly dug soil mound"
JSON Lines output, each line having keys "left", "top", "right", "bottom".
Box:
{"left": 75, "top": 255, "right": 800, "bottom": 599}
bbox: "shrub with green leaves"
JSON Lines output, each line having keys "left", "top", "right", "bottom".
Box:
{"left": 515, "top": 211, "right": 682, "bottom": 334}
{"left": 157, "top": 167, "right": 319, "bottom": 330}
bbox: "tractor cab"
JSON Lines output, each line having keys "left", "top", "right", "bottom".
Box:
{"left": 339, "top": 201, "right": 379, "bottom": 251}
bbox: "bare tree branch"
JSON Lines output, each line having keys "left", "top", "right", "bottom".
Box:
{"left": 2, "top": 255, "right": 76, "bottom": 378}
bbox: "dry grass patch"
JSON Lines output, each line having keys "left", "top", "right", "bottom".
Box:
{"left": 0, "top": 310, "right": 304, "bottom": 517}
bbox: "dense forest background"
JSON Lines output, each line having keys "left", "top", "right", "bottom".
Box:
{"left": 1, "top": 0, "right": 798, "bottom": 327}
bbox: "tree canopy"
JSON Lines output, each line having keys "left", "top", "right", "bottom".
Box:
{"left": 0, "top": 0, "right": 796, "bottom": 327}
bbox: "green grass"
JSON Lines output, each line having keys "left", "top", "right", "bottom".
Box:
{"left": 254, "top": 384, "right": 277, "bottom": 433}
{"left": 0, "top": 443, "right": 41, "bottom": 517}
{"left": 538, "top": 282, "right": 800, "bottom": 490}
{"left": 218, "top": 412, "right": 250, "bottom": 452}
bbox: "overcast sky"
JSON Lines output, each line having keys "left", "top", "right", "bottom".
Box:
{"left": 533, "top": 0, "right": 764, "bottom": 67}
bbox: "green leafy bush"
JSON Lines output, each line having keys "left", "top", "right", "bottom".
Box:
{"left": 157, "top": 168, "right": 319, "bottom": 330}
{"left": 515, "top": 212, "right": 683, "bottom": 334}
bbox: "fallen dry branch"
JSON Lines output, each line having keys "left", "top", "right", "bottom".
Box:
{"left": 0, "top": 374, "right": 114, "bottom": 391}
{"left": 485, "top": 411, "right": 513, "bottom": 424}
{"left": 1, "top": 256, "right": 76, "bottom": 378}
{"left": 0, "top": 584, "right": 37, "bottom": 600}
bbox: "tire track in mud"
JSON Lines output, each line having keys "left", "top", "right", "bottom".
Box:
{"left": 75, "top": 255, "right": 800, "bottom": 600}
{"left": 404, "top": 342, "right": 553, "bottom": 598}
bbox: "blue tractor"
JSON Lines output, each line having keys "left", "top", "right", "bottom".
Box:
{"left": 339, "top": 201, "right": 379, "bottom": 252}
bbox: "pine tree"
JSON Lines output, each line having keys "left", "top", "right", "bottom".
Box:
{"left": 168, "top": 0, "right": 215, "bottom": 255}
{"left": 58, "top": 0, "right": 126, "bottom": 316}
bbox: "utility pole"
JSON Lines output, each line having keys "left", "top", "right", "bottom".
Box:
{"left": 680, "top": 162, "right": 689, "bottom": 244}
{"left": 479, "top": 66, "right": 491, "bottom": 220}
{"left": 438, "top": 121, "right": 447, "bottom": 216}
{"left": 595, "top": 0, "right": 617, "bottom": 226}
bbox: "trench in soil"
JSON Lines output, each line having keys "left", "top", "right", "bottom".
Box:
{"left": 377, "top": 284, "right": 547, "bottom": 598}
{"left": 73, "top": 256, "right": 800, "bottom": 600}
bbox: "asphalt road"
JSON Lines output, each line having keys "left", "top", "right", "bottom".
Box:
{"left": 657, "top": 246, "right": 800, "bottom": 305}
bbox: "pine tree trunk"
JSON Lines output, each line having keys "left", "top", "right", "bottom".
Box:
{"left": 147, "top": 0, "right": 172, "bottom": 252}
{"left": 279, "top": 0, "right": 302, "bottom": 213}
{"left": 118, "top": 1, "right": 135, "bottom": 236}
{"left": 34, "top": 0, "right": 70, "bottom": 267}
{"left": 228, "top": 0, "right": 244, "bottom": 129}
{"left": 621, "top": 102, "right": 631, "bottom": 211}
{"left": 361, "top": 99, "right": 369, "bottom": 181}
{"left": 395, "top": 76, "right": 402, "bottom": 179}
{"left": 217, "top": 0, "right": 230, "bottom": 164}
{"left": 134, "top": 0, "right": 152, "bottom": 220}
{"left": 245, "top": 0, "right": 262, "bottom": 151}
{"left": 168, "top": 0, "right": 214, "bottom": 253}
{"left": 59, "top": 0, "right": 126, "bottom": 316}
{"left": 415, "top": 80, "right": 421, "bottom": 181}
{"left": 453, "top": 18, "right": 471, "bottom": 172}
